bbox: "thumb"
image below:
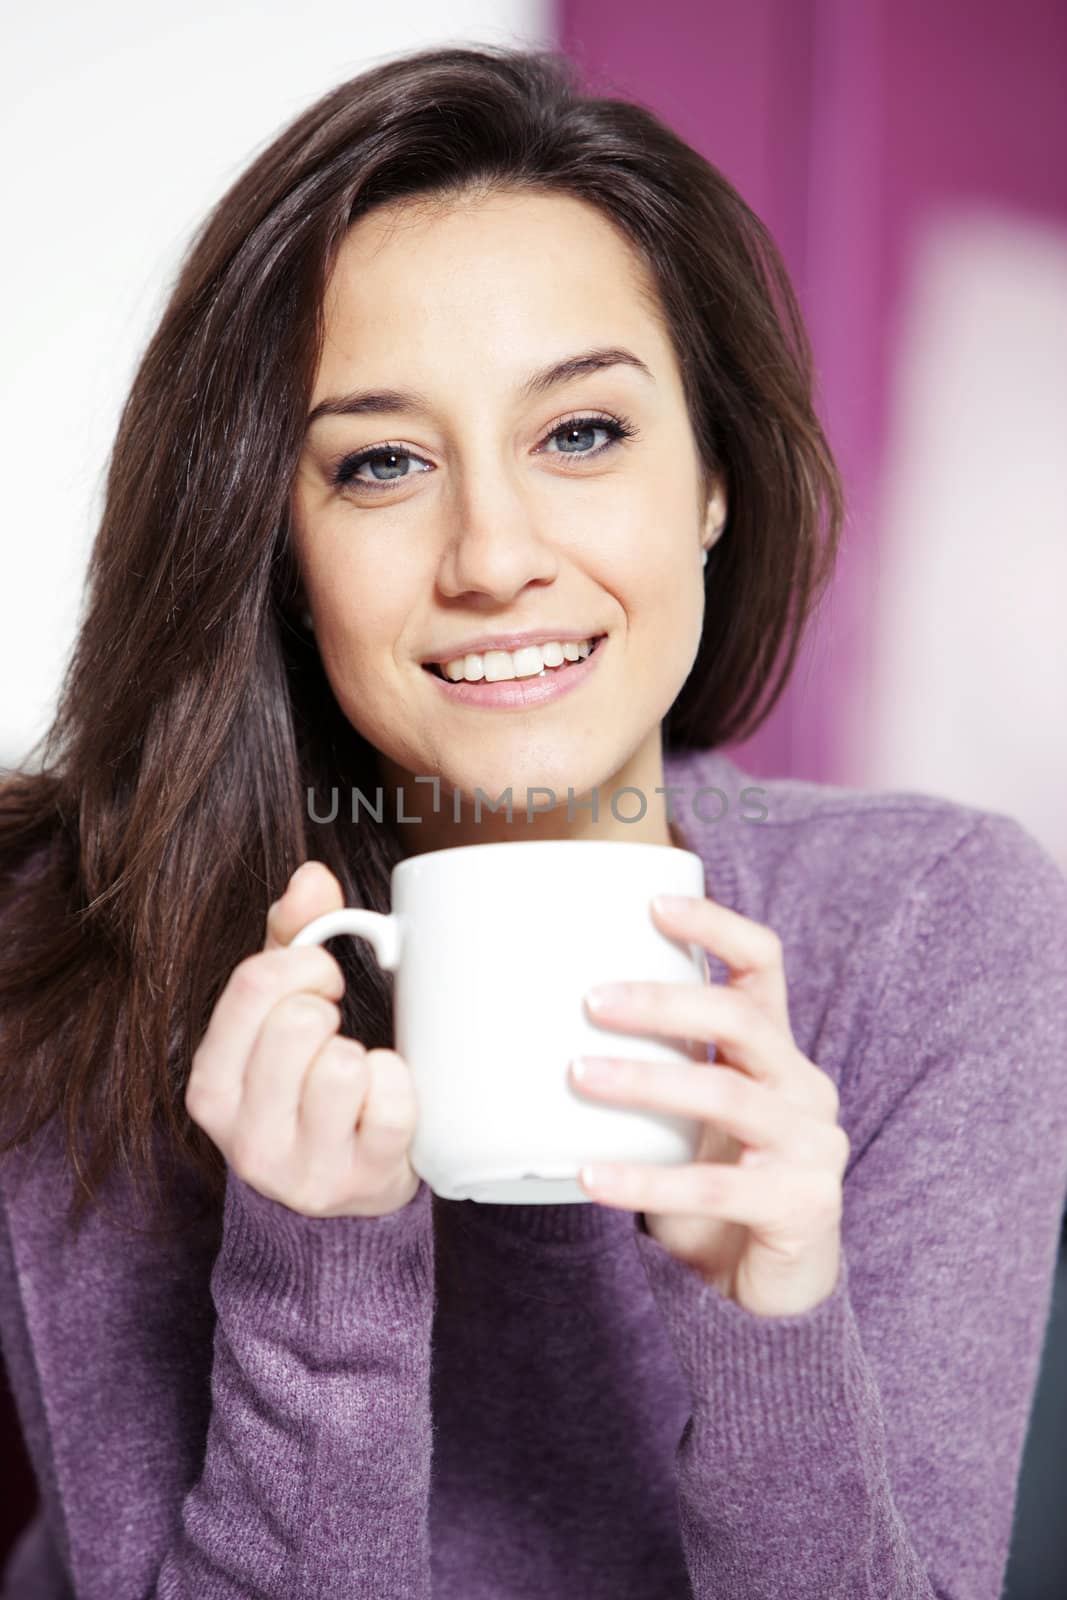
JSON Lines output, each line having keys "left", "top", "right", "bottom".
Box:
{"left": 263, "top": 861, "right": 345, "bottom": 952}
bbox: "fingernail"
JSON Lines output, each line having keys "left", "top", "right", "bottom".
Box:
{"left": 581, "top": 1164, "right": 620, "bottom": 1189}
{"left": 652, "top": 894, "right": 692, "bottom": 913}
{"left": 586, "top": 984, "right": 628, "bottom": 1010}
{"left": 571, "top": 1057, "right": 612, "bottom": 1082}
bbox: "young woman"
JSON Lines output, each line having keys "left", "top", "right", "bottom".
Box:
{"left": 1, "top": 42, "right": 1065, "bottom": 1600}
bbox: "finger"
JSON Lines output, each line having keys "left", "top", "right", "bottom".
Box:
{"left": 571, "top": 1058, "right": 794, "bottom": 1157}
{"left": 264, "top": 860, "right": 345, "bottom": 952}
{"left": 650, "top": 895, "right": 790, "bottom": 1029}
{"left": 298, "top": 1033, "right": 370, "bottom": 1154}
{"left": 187, "top": 945, "right": 345, "bottom": 1132}
{"left": 584, "top": 981, "right": 800, "bottom": 1091}
{"left": 353, "top": 1049, "right": 419, "bottom": 1169}
{"left": 579, "top": 1155, "right": 812, "bottom": 1228}
{"left": 239, "top": 992, "right": 341, "bottom": 1161}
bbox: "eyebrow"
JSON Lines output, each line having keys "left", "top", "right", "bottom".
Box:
{"left": 305, "top": 345, "right": 654, "bottom": 429}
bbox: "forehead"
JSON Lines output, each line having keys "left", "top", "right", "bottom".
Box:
{"left": 318, "top": 188, "right": 662, "bottom": 346}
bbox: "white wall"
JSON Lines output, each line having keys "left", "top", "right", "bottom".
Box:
{"left": 0, "top": 0, "right": 552, "bottom": 769}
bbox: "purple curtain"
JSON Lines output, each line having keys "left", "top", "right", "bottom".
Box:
{"left": 558, "top": 0, "right": 1067, "bottom": 782}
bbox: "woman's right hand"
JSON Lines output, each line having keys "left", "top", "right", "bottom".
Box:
{"left": 185, "top": 860, "right": 420, "bottom": 1218}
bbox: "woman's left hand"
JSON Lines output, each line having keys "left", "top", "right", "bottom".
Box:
{"left": 569, "top": 893, "right": 849, "bottom": 1318}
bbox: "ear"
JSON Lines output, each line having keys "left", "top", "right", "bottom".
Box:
{"left": 702, "top": 474, "right": 728, "bottom": 555}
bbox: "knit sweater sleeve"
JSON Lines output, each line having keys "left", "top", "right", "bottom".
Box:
{"left": 631, "top": 811, "right": 1067, "bottom": 1600}
{"left": 0, "top": 1140, "right": 436, "bottom": 1599}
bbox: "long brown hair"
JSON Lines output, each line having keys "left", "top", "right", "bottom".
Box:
{"left": 0, "top": 42, "right": 843, "bottom": 1238}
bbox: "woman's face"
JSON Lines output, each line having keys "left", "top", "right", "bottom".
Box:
{"left": 291, "top": 188, "right": 726, "bottom": 831}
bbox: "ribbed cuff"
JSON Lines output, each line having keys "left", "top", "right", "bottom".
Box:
{"left": 633, "top": 1228, "right": 875, "bottom": 1450}
{"left": 218, "top": 1169, "right": 435, "bottom": 1338}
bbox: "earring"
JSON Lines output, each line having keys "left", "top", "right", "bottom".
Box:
{"left": 701, "top": 548, "right": 708, "bottom": 567}
{"left": 300, "top": 607, "right": 315, "bottom": 631}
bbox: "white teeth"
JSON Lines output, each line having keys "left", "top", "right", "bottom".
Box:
{"left": 439, "top": 636, "right": 599, "bottom": 682}
{"left": 447, "top": 653, "right": 485, "bottom": 682}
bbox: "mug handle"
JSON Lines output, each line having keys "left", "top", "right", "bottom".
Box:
{"left": 289, "top": 908, "right": 402, "bottom": 972}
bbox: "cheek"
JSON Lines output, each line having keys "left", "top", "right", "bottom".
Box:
{"left": 608, "top": 481, "right": 697, "bottom": 579}
{"left": 626, "top": 531, "right": 702, "bottom": 622}
{"left": 627, "top": 541, "right": 707, "bottom": 682}
{"left": 315, "top": 560, "right": 413, "bottom": 660}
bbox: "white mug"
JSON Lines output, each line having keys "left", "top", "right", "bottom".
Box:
{"left": 290, "top": 839, "right": 709, "bottom": 1204}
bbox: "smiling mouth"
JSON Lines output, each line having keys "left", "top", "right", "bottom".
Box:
{"left": 423, "top": 635, "right": 607, "bottom": 681}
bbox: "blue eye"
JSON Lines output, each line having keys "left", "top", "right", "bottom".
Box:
{"left": 333, "top": 446, "right": 430, "bottom": 491}
{"left": 540, "top": 416, "right": 633, "bottom": 458}
{"left": 330, "top": 410, "right": 637, "bottom": 496}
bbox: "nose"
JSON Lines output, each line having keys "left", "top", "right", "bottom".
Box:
{"left": 435, "top": 473, "right": 559, "bottom": 602}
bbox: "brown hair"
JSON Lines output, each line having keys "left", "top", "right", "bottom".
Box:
{"left": 0, "top": 42, "right": 843, "bottom": 1237}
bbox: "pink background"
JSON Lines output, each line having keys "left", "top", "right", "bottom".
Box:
{"left": 560, "top": 0, "right": 1067, "bottom": 864}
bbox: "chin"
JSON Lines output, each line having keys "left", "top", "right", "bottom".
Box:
{"left": 437, "top": 742, "right": 613, "bottom": 819}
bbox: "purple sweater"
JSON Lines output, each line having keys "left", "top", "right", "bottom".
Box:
{"left": 3, "top": 745, "right": 1067, "bottom": 1599}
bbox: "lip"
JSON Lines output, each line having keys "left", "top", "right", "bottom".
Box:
{"left": 422, "top": 634, "right": 607, "bottom": 709}
{"left": 420, "top": 628, "right": 603, "bottom": 666}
